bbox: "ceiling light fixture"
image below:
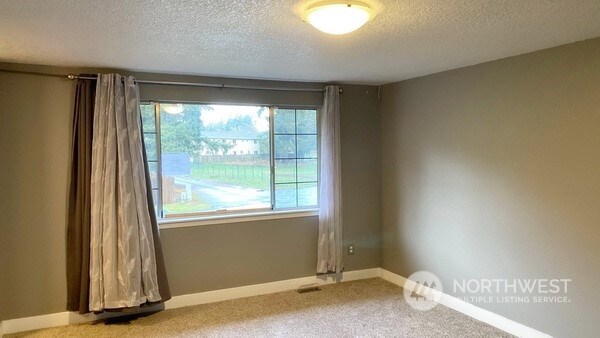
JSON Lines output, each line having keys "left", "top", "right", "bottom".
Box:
{"left": 302, "top": 1, "right": 375, "bottom": 35}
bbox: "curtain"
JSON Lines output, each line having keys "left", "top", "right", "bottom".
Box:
{"left": 87, "top": 73, "right": 169, "bottom": 311}
{"left": 141, "top": 109, "right": 172, "bottom": 305}
{"left": 66, "top": 76, "right": 96, "bottom": 313}
{"left": 317, "top": 85, "right": 343, "bottom": 274}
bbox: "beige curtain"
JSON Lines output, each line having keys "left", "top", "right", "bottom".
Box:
{"left": 88, "top": 74, "right": 165, "bottom": 311}
{"left": 317, "top": 85, "right": 343, "bottom": 274}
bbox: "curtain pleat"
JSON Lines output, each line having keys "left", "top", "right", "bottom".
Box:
{"left": 317, "top": 85, "right": 343, "bottom": 274}
{"left": 66, "top": 76, "right": 96, "bottom": 313}
{"left": 89, "top": 74, "right": 164, "bottom": 311}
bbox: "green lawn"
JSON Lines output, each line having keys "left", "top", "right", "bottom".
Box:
{"left": 191, "top": 163, "right": 270, "bottom": 189}
{"left": 189, "top": 162, "right": 317, "bottom": 190}
{"left": 163, "top": 191, "right": 211, "bottom": 214}
{"left": 163, "top": 163, "right": 318, "bottom": 214}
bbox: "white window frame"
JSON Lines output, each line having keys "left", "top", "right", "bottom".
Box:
{"left": 141, "top": 101, "right": 320, "bottom": 227}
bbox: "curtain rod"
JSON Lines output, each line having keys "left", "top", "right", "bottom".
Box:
{"left": 1, "top": 68, "right": 342, "bottom": 94}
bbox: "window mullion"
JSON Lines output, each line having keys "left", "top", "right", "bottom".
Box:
{"left": 269, "top": 106, "right": 276, "bottom": 210}
{"left": 155, "top": 102, "right": 164, "bottom": 219}
{"left": 294, "top": 109, "right": 299, "bottom": 207}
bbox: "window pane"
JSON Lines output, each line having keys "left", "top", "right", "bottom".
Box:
{"left": 162, "top": 173, "right": 203, "bottom": 214}
{"left": 143, "top": 133, "right": 157, "bottom": 160}
{"left": 148, "top": 161, "right": 158, "bottom": 189}
{"left": 275, "top": 183, "right": 297, "bottom": 208}
{"left": 296, "top": 110, "right": 317, "bottom": 134}
{"left": 273, "top": 107, "right": 318, "bottom": 210}
{"left": 274, "top": 109, "right": 295, "bottom": 134}
{"left": 298, "top": 182, "right": 318, "bottom": 207}
{"left": 159, "top": 104, "right": 271, "bottom": 216}
{"left": 140, "top": 104, "right": 155, "bottom": 132}
{"left": 275, "top": 159, "right": 296, "bottom": 183}
{"left": 148, "top": 103, "right": 318, "bottom": 217}
{"left": 151, "top": 189, "right": 159, "bottom": 213}
{"left": 274, "top": 135, "right": 296, "bottom": 158}
{"left": 297, "top": 135, "right": 317, "bottom": 158}
{"left": 297, "top": 159, "right": 317, "bottom": 182}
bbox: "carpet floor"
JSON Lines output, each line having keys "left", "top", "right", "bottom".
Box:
{"left": 11, "top": 278, "right": 512, "bottom": 337}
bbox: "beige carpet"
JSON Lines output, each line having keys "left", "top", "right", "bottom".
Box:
{"left": 11, "top": 278, "right": 511, "bottom": 337}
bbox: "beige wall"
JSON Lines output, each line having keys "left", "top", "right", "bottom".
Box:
{"left": 380, "top": 37, "right": 600, "bottom": 337}
{"left": 0, "top": 65, "right": 380, "bottom": 320}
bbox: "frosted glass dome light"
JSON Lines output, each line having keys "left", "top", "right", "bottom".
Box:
{"left": 303, "top": 2, "right": 375, "bottom": 35}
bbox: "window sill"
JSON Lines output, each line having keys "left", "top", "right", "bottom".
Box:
{"left": 158, "top": 208, "right": 319, "bottom": 229}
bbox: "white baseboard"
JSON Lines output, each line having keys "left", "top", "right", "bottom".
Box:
{"left": 166, "top": 267, "right": 380, "bottom": 309}
{"left": 0, "top": 303, "right": 162, "bottom": 336}
{"left": 378, "top": 268, "right": 551, "bottom": 338}
{"left": 0, "top": 268, "right": 380, "bottom": 335}
{"left": 0, "top": 268, "right": 550, "bottom": 337}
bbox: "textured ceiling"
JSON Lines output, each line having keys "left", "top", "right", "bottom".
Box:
{"left": 1, "top": 0, "right": 600, "bottom": 84}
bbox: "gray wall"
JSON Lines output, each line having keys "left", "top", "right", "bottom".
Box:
{"left": 0, "top": 68, "right": 73, "bottom": 322}
{"left": 4, "top": 36, "right": 596, "bottom": 336}
{"left": 0, "top": 64, "right": 380, "bottom": 320}
{"left": 380, "top": 37, "right": 600, "bottom": 337}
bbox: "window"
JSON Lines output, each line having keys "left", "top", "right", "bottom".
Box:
{"left": 273, "top": 108, "right": 318, "bottom": 208}
{"left": 140, "top": 103, "right": 318, "bottom": 220}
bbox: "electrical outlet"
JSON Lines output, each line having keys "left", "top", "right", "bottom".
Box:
{"left": 348, "top": 244, "right": 355, "bottom": 255}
